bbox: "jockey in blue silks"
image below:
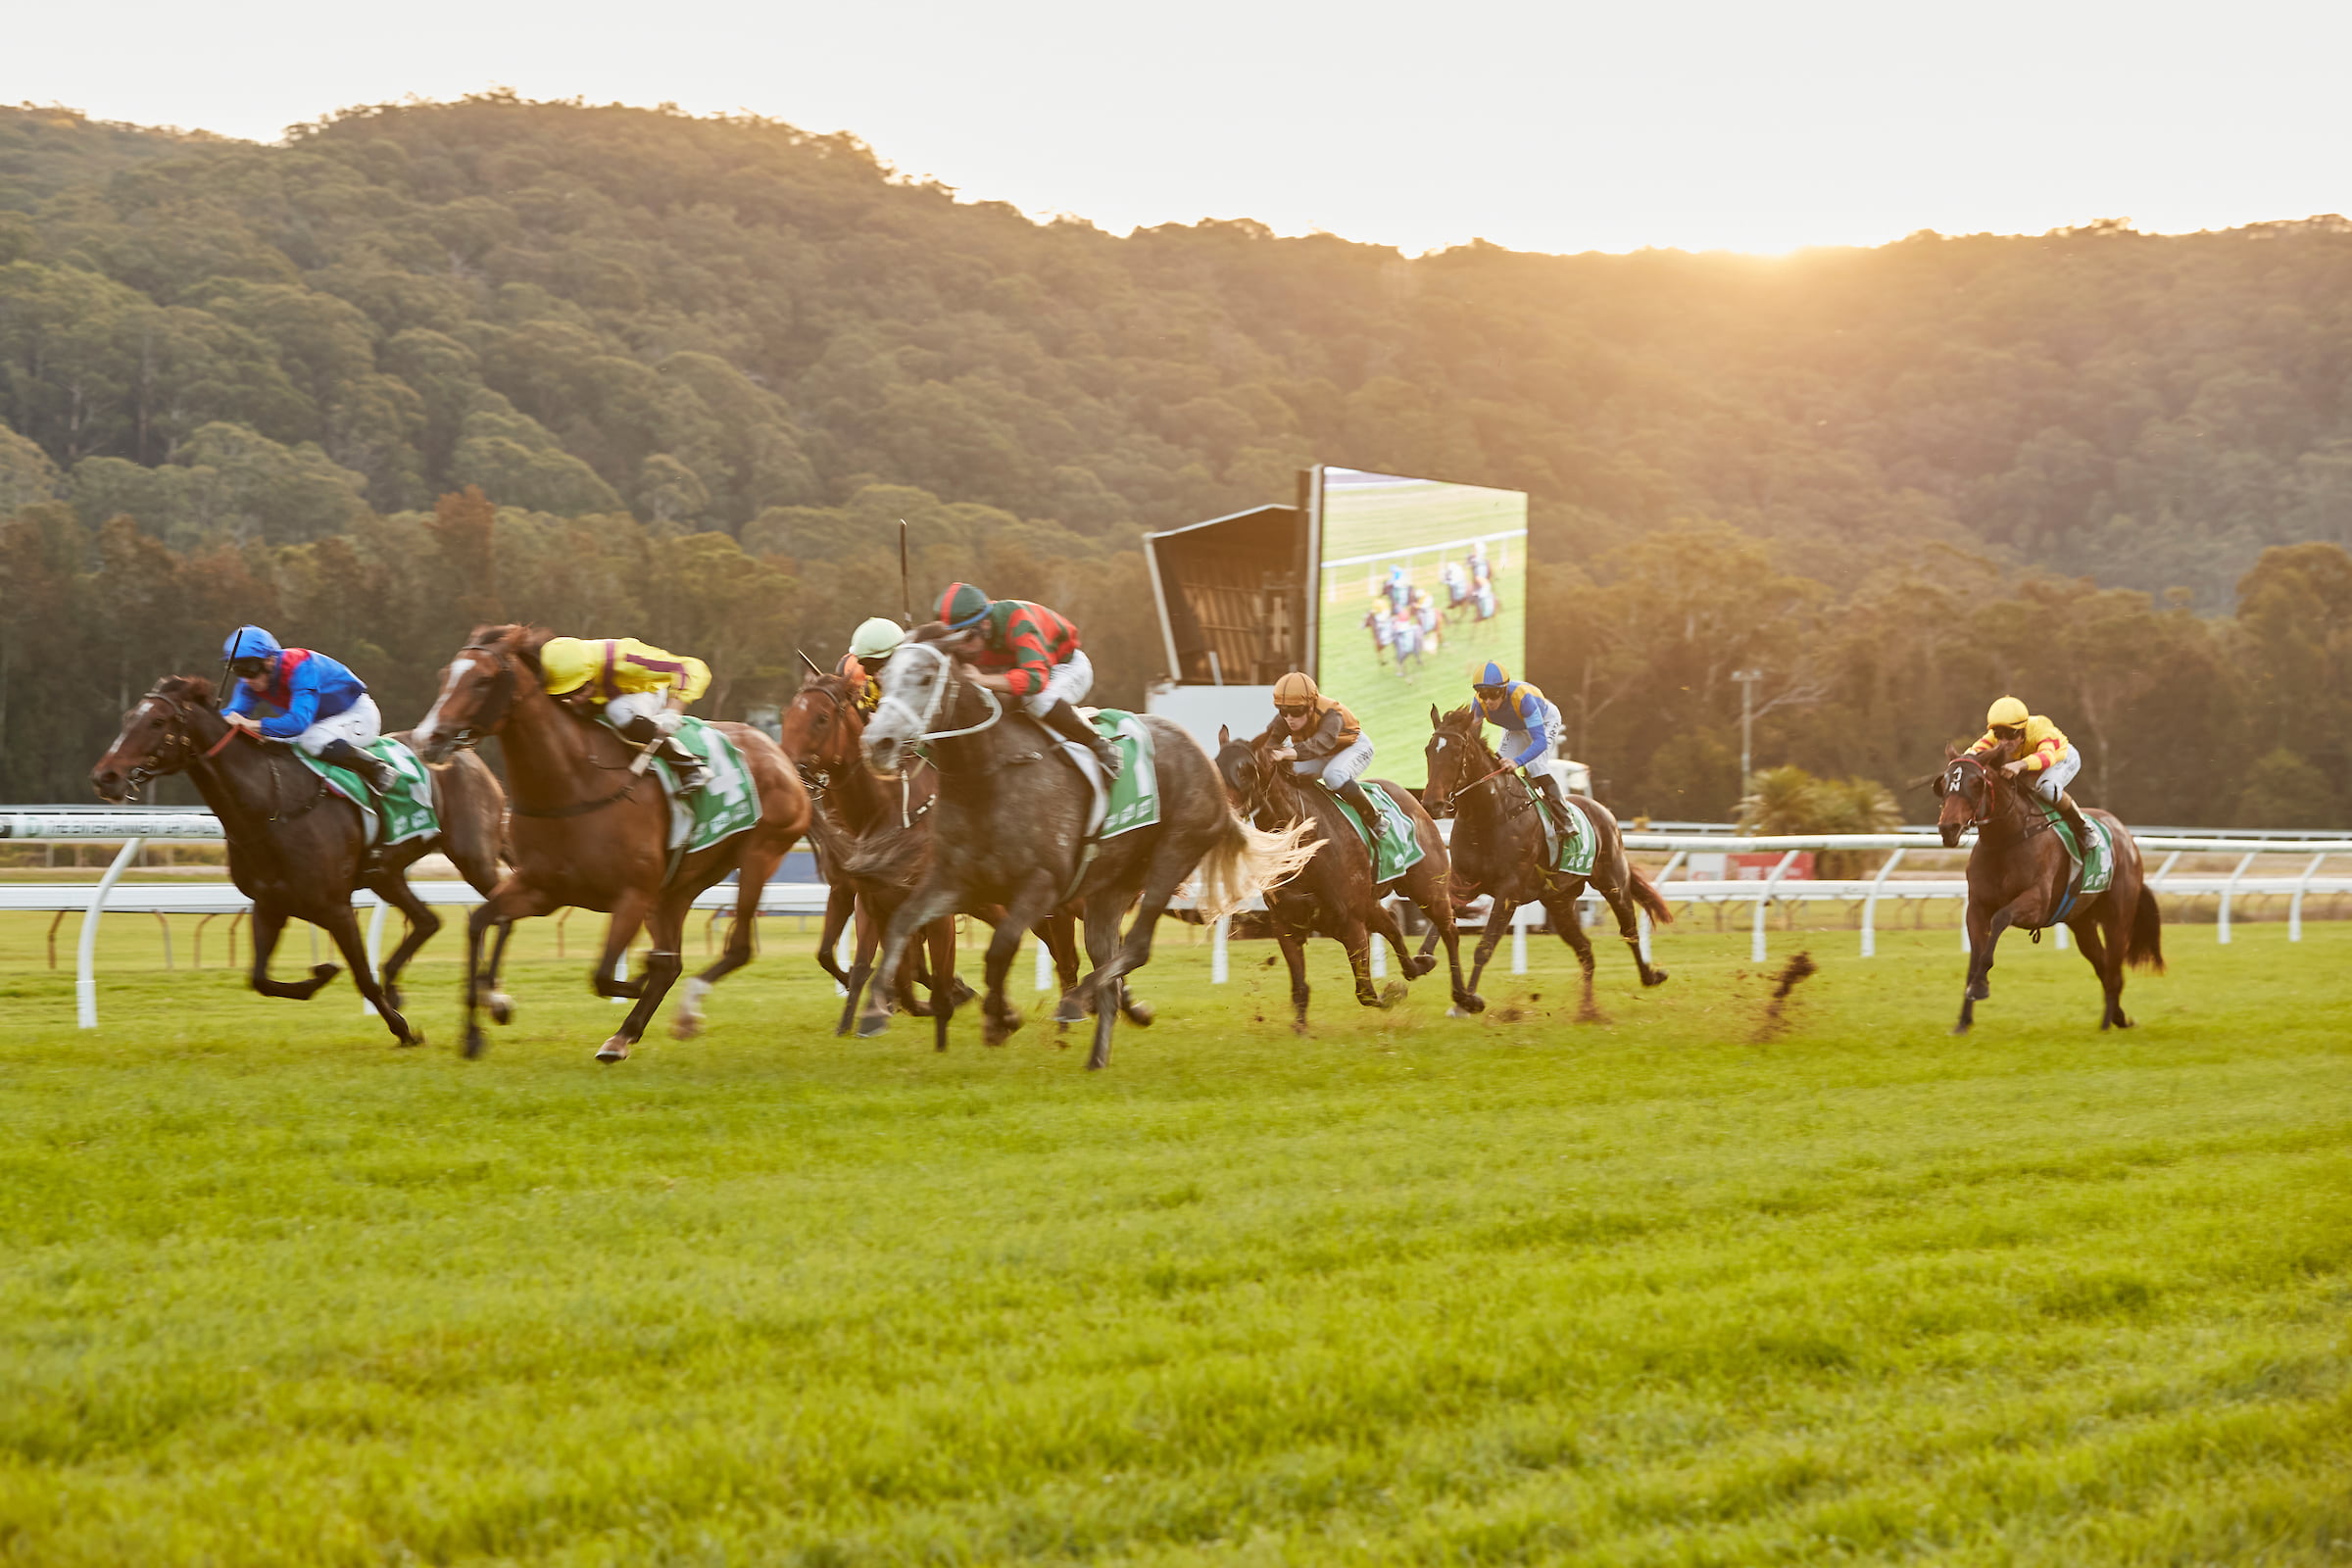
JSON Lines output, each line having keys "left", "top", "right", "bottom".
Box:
{"left": 1471, "top": 660, "right": 1571, "bottom": 823}
{"left": 219, "top": 625, "right": 398, "bottom": 793}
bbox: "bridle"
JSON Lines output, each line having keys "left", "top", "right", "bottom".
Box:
{"left": 114, "top": 686, "right": 325, "bottom": 824}
{"left": 1429, "top": 723, "right": 1520, "bottom": 809}
{"left": 431, "top": 645, "right": 518, "bottom": 754}
{"left": 874, "top": 641, "right": 1004, "bottom": 749}
{"left": 1940, "top": 754, "right": 2015, "bottom": 834}
{"left": 788, "top": 676, "right": 859, "bottom": 798}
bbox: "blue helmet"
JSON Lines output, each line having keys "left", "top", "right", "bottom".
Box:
{"left": 1477, "top": 661, "right": 1510, "bottom": 688}
{"left": 222, "top": 625, "right": 282, "bottom": 664}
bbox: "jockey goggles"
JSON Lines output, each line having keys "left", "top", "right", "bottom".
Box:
{"left": 1277, "top": 702, "right": 1312, "bottom": 716}
{"left": 229, "top": 657, "right": 271, "bottom": 678}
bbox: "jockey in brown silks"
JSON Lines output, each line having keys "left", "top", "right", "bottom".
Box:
{"left": 934, "top": 583, "right": 1122, "bottom": 779}
{"left": 1968, "top": 696, "right": 2091, "bottom": 845}
{"left": 535, "top": 636, "right": 712, "bottom": 794}
{"left": 1262, "top": 672, "right": 1382, "bottom": 828}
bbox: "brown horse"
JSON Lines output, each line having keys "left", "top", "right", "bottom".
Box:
{"left": 1935, "top": 744, "right": 2164, "bottom": 1033}
{"left": 777, "top": 671, "right": 1082, "bottom": 1043}
{"left": 1422, "top": 705, "right": 1673, "bottom": 1020}
{"left": 90, "top": 676, "right": 506, "bottom": 1045}
{"left": 411, "top": 625, "right": 811, "bottom": 1061}
{"left": 1214, "top": 724, "right": 1481, "bottom": 1030}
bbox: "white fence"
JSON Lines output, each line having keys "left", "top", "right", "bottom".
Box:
{"left": 8, "top": 810, "right": 2352, "bottom": 1029}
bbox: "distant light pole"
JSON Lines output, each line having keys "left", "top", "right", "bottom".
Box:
{"left": 1733, "top": 669, "right": 1764, "bottom": 783}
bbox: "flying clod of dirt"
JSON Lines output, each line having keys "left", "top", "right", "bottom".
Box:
{"left": 1753, "top": 951, "right": 1819, "bottom": 1041}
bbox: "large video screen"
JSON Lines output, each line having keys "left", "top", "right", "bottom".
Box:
{"left": 1315, "top": 467, "right": 1527, "bottom": 758}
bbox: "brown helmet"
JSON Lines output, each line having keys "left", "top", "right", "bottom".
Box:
{"left": 1273, "top": 671, "right": 1320, "bottom": 711}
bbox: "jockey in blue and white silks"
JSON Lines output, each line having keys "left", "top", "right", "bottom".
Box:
{"left": 1472, "top": 661, "right": 1571, "bottom": 822}
{"left": 219, "top": 624, "right": 398, "bottom": 793}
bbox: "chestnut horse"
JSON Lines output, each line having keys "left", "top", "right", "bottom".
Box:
{"left": 412, "top": 625, "right": 810, "bottom": 1061}
{"left": 1214, "top": 723, "right": 1481, "bottom": 1030}
{"left": 777, "top": 671, "right": 1082, "bottom": 1043}
{"left": 90, "top": 675, "right": 506, "bottom": 1045}
{"left": 1935, "top": 744, "right": 2164, "bottom": 1033}
{"left": 1422, "top": 705, "right": 1673, "bottom": 1020}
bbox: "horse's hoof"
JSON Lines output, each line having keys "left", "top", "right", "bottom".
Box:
{"left": 1380, "top": 981, "right": 1407, "bottom": 1008}
{"left": 1576, "top": 1007, "right": 1607, "bottom": 1025}
{"left": 1291, "top": 1019, "right": 1311, "bottom": 1036}
{"left": 1951, "top": 1023, "right": 1971, "bottom": 1037}
{"left": 1054, "top": 999, "right": 1087, "bottom": 1025}
{"left": 595, "top": 1037, "right": 631, "bottom": 1063}
{"left": 311, "top": 962, "right": 339, "bottom": 982}
{"left": 1969, "top": 980, "right": 1990, "bottom": 1002}
{"left": 488, "top": 993, "right": 514, "bottom": 1025}
{"left": 1121, "top": 1000, "right": 1154, "bottom": 1027}
{"left": 395, "top": 1030, "right": 424, "bottom": 1050}
{"left": 855, "top": 1014, "right": 890, "bottom": 1040}
{"left": 1644, "top": 969, "right": 1670, "bottom": 988}
{"left": 670, "top": 1013, "right": 703, "bottom": 1042}
{"left": 1405, "top": 956, "right": 1437, "bottom": 979}
{"left": 462, "top": 1026, "right": 488, "bottom": 1060}
{"left": 952, "top": 978, "right": 979, "bottom": 1005}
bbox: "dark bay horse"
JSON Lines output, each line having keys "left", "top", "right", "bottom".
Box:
{"left": 1214, "top": 724, "right": 1481, "bottom": 1030}
{"left": 859, "top": 627, "right": 1314, "bottom": 1068}
{"left": 777, "top": 671, "right": 1081, "bottom": 1044}
{"left": 412, "top": 625, "right": 811, "bottom": 1062}
{"left": 1423, "top": 705, "right": 1672, "bottom": 1020}
{"left": 1935, "top": 746, "right": 2164, "bottom": 1033}
{"left": 90, "top": 675, "right": 506, "bottom": 1045}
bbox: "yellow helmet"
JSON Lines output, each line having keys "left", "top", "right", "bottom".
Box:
{"left": 1272, "top": 671, "right": 1320, "bottom": 708}
{"left": 539, "top": 636, "right": 598, "bottom": 695}
{"left": 1985, "top": 695, "right": 2030, "bottom": 729}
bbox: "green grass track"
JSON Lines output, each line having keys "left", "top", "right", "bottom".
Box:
{"left": 2, "top": 912, "right": 2348, "bottom": 1565}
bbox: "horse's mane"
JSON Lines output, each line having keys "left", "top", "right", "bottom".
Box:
{"left": 1436, "top": 704, "right": 1499, "bottom": 765}
{"left": 156, "top": 674, "right": 216, "bottom": 704}
{"left": 905, "top": 620, "right": 956, "bottom": 648}
{"left": 465, "top": 623, "right": 554, "bottom": 673}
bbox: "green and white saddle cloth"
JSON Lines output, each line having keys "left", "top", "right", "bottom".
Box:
{"left": 647, "top": 715, "right": 761, "bottom": 856}
{"left": 1083, "top": 710, "right": 1159, "bottom": 841}
{"left": 1330, "top": 781, "right": 1426, "bottom": 883}
{"left": 2039, "top": 800, "right": 2116, "bottom": 914}
{"left": 296, "top": 735, "right": 438, "bottom": 848}
{"left": 1519, "top": 775, "right": 1597, "bottom": 878}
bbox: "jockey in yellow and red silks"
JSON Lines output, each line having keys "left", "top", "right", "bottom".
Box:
{"left": 537, "top": 636, "right": 712, "bottom": 793}
{"left": 1967, "top": 696, "right": 2091, "bottom": 843}
{"left": 1472, "top": 660, "right": 1572, "bottom": 821}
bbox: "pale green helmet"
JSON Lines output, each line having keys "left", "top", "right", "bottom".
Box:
{"left": 849, "top": 616, "right": 907, "bottom": 662}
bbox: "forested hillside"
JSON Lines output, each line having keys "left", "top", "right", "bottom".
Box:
{"left": 4, "top": 98, "right": 2350, "bottom": 822}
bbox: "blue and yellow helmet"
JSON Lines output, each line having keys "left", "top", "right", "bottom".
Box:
{"left": 1475, "top": 661, "right": 1510, "bottom": 689}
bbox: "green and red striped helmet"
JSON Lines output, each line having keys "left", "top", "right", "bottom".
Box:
{"left": 937, "top": 582, "right": 992, "bottom": 631}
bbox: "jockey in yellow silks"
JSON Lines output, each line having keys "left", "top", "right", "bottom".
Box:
{"left": 538, "top": 636, "right": 712, "bottom": 793}
{"left": 1967, "top": 696, "right": 2090, "bottom": 844}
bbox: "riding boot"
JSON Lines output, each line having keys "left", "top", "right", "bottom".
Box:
{"left": 1333, "top": 777, "right": 1382, "bottom": 831}
{"left": 2054, "top": 790, "right": 2092, "bottom": 848}
{"left": 623, "top": 716, "right": 707, "bottom": 793}
{"left": 1043, "top": 699, "right": 1122, "bottom": 779}
{"left": 318, "top": 738, "right": 397, "bottom": 796}
{"left": 1533, "top": 769, "right": 1573, "bottom": 832}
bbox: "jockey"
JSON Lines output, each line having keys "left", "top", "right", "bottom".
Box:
{"left": 219, "top": 625, "right": 398, "bottom": 795}
{"left": 1263, "top": 672, "right": 1379, "bottom": 827}
{"left": 936, "top": 582, "right": 1122, "bottom": 778}
{"left": 1968, "top": 696, "right": 2090, "bottom": 845}
{"left": 536, "top": 636, "right": 711, "bottom": 794}
{"left": 1471, "top": 660, "right": 1571, "bottom": 820}
{"left": 837, "top": 616, "right": 906, "bottom": 716}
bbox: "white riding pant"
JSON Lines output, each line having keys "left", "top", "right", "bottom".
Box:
{"left": 1293, "top": 735, "right": 1375, "bottom": 789}
{"left": 2028, "top": 751, "right": 2082, "bottom": 802}
{"left": 1021, "top": 649, "right": 1094, "bottom": 717}
{"left": 606, "top": 691, "right": 681, "bottom": 734}
{"left": 293, "top": 695, "right": 380, "bottom": 756}
{"left": 1502, "top": 716, "right": 1566, "bottom": 777}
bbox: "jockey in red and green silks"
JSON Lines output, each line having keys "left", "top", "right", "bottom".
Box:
{"left": 1472, "top": 660, "right": 1572, "bottom": 822}
{"left": 936, "top": 583, "right": 1123, "bottom": 779}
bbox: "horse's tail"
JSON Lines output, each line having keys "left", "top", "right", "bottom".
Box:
{"left": 2128, "top": 883, "right": 2166, "bottom": 973}
{"left": 1192, "top": 809, "right": 1319, "bottom": 921}
{"left": 1627, "top": 862, "right": 1676, "bottom": 926}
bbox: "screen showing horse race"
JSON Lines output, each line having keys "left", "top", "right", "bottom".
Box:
{"left": 1314, "top": 466, "right": 1527, "bottom": 756}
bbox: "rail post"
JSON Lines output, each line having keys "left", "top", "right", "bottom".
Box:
{"left": 363, "top": 899, "right": 388, "bottom": 1014}
{"left": 75, "top": 837, "right": 144, "bottom": 1029}
{"left": 1753, "top": 851, "right": 1800, "bottom": 963}
{"left": 1035, "top": 933, "right": 1053, "bottom": 991}
{"left": 1512, "top": 904, "right": 1532, "bottom": 974}
{"left": 2217, "top": 850, "right": 2259, "bottom": 944}
{"left": 2289, "top": 852, "right": 2328, "bottom": 941}
{"left": 1643, "top": 850, "right": 1687, "bottom": 964}
{"left": 1860, "top": 847, "right": 1905, "bottom": 957}
{"left": 1211, "top": 915, "right": 1230, "bottom": 983}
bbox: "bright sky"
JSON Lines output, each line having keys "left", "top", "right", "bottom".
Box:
{"left": 13, "top": 0, "right": 2349, "bottom": 256}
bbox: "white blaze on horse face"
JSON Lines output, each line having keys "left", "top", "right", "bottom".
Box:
{"left": 416, "top": 656, "right": 472, "bottom": 747}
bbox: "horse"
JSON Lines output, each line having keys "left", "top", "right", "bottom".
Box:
{"left": 410, "top": 625, "right": 811, "bottom": 1061}
{"left": 1422, "top": 705, "right": 1673, "bottom": 1019}
{"left": 89, "top": 676, "right": 506, "bottom": 1046}
{"left": 1934, "top": 744, "right": 2164, "bottom": 1033}
{"left": 858, "top": 627, "right": 1315, "bottom": 1068}
{"left": 777, "top": 671, "right": 1083, "bottom": 1044}
{"left": 1213, "top": 724, "right": 1481, "bottom": 1030}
